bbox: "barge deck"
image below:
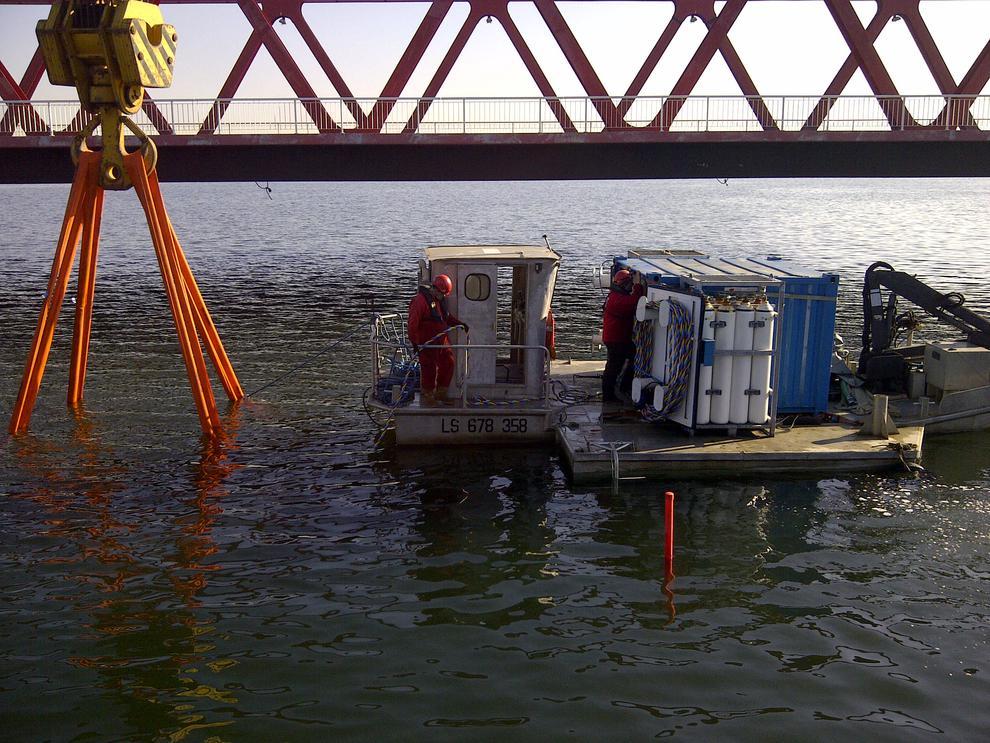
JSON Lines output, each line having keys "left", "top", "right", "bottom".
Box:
{"left": 549, "top": 360, "right": 924, "bottom": 484}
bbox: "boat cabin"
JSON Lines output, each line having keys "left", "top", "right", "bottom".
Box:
{"left": 420, "top": 244, "right": 559, "bottom": 402}
{"left": 370, "top": 244, "right": 560, "bottom": 444}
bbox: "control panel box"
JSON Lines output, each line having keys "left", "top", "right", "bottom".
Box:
{"left": 925, "top": 342, "right": 990, "bottom": 394}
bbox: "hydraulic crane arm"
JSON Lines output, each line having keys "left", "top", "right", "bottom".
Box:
{"left": 860, "top": 261, "right": 990, "bottom": 368}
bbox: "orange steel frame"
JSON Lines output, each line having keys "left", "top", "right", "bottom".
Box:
{"left": 8, "top": 151, "right": 244, "bottom": 438}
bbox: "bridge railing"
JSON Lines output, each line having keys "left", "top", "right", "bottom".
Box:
{"left": 3, "top": 95, "right": 988, "bottom": 137}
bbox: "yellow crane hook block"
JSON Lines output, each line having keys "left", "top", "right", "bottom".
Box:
{"left": 37, "top": 0, "right": 177, "bottom": 115}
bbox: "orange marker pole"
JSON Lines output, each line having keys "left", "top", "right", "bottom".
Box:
{"left": 664, "top": 490, "right": 675, "bottom": 579}
{"left": 662, "top": 489, "right": 676, "bottom": 621}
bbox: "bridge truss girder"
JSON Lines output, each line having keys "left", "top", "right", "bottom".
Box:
{"left": 1, "top": 0, "right": 989, "bottom": 137}
{"left": 2, "top": 0, "right": 990, "bottom": 180}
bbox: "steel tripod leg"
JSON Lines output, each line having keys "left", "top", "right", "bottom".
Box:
{"left": 127, "top": 154, "right": 221, "bottom": 437}
{"left": 146, "top": 169, "right": 244, "bottom": 402}
{"left": 68, "top": 180, "right": 105, "bottom": 406}
{"left": 174, "top": 237, "right": 245, "bottom": 401}
{"left": 9, "top": 153, "right": 100, "bottom": 434}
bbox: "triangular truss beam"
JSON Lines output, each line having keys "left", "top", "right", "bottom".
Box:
{"left": 1, "top": 0, "right": 989, "bottom": 135}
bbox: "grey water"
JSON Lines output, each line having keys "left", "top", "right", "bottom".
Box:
{"left": 1, "top": 179, "right": 989, "bottom": 741}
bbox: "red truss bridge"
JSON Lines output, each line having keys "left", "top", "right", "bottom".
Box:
{"left": 2, "top": 0, "right": 989, "bottom": 181}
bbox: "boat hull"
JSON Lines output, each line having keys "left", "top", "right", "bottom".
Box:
{"left": 393, "top": 406, "right": 554, "bottom": 446}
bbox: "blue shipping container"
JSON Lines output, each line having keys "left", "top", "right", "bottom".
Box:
{"left": 614, "top": 252, "right": 839, "bottom": 414}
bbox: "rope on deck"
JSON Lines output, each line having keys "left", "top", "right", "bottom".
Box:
{"left": 634, "top": 298, "right": 693, "bottom": 422}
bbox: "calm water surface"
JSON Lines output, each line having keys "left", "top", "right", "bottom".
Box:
{"left": 1, "top": 180, "right": 989, "bottom": 741}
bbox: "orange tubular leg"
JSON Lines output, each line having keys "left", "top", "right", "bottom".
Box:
{"left": 68, "top": 177, "right": 105, "bottom": 406}
{"left": 9, "top": 152, "right": 100, "bottom": 434}
{"left": 147, "top": 169, "right": 244, "bottom": 402}
{"left": 9, "top": 150, "right": 242, "bottom": 439}
{"left": 174, "top": 235, "right": 244, "bottom": 402}
{"left": 127, "top": 153, "right": 238, "bottom": 438}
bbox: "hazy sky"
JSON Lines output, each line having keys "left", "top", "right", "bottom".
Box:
{"left": 2, "top": 1, "right": 989, "bottom": 101}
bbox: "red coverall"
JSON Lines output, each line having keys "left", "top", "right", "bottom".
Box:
{"left": 407, "top": 287, "right": 463, "bottom": 394}
{"left": 602, "top": 282, "right": 644, "bottom": 401}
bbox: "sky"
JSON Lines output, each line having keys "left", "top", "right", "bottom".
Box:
{"left": 2, "top": 1, "right": 989, "bottom": 102}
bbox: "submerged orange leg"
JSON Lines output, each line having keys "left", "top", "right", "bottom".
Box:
{"left": 127, "top": 153, "right": 220, "bottom": 438}
{"left": 68, "top": 180, "right": 105, "bottom": 406}
{"left": 147, "top": 169, "right": 244, "bottom": 402}
{"left": 175, "top": 237, "right": 245, "bottom": 402}
{"left": 9, "top": 153, "right": 100, "bottom": 434}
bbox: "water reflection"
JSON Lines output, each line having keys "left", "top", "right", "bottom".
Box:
{"left": 5, "top": 415, "right": 243, "bottom": 742}
{"left": 3, "top": 178, "right": 990, "bottom": 739}
{"left": 384, "top": 448, "right": 560, "bottom": 630}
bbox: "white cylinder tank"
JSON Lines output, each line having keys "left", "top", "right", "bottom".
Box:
{"left": 696, "top": 301, "right": 716, "bottom": 425}
{"left": 710, "top": 303, "right": 735, "bottom": 425}
{"left": 748, "top": 297, "right": 775, "bottom": 424}
{"left": 729, "top": 300, "right": 755, "bottom": 425}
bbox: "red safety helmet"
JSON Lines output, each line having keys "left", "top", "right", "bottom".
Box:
{"left": 432, "top": 274, "right": 453, "bottom": 295}
{"left": 613, "top": 269, "right": 632, "bottom": 286}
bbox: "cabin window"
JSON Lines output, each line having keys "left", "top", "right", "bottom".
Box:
{"left": 464, "top": 273, "right": 491, "bottom": 301}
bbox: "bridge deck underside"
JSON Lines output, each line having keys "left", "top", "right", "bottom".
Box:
{"left": 2, "top": 132, "right": 988, "bottom": 181}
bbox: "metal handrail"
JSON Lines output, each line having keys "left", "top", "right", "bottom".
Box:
{"left": 370, "top": 313, "right": 413, "bottom": 400}
{"left": 370, "top": 315, "right": 551, "bottom": 408}
{"left": 4, "top": 94, "right": 988, "bottom": 136}
{"left": 420, "top": 342, "right": 552, "bottom": 408}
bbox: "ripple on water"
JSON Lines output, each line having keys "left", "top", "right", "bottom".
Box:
{"left": 2, "top": 180, "right": 990, "bottom": 741}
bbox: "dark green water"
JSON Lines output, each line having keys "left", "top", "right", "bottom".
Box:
{"left": 2, "top": 180, "right": 989, "bottom": 741}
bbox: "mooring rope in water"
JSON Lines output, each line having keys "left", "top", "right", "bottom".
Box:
{"left": 246, "top": 322, "right": 367, "bottom": 398}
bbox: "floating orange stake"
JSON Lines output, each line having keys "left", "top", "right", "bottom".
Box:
{"left": 663, "top": 489, "right": 676, "bottom": 622}
{"left": 8, "top": 151, "right": 243, "bottom": 438}
{"left": 664, "top": 490, "right": 675, "bottom": 568}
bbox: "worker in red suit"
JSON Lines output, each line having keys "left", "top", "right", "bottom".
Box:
{"left": 408, "top": 274, "right": 467, "bottom": 406}
{"left": 602, "top": 268, "right": 644, "bottom": 403}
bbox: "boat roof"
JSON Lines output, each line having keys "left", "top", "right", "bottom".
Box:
{"left": 425, "top": 244, "right": 560, "bottom": 262}
{"left": 616, "top": 252, "right": 835, "bottom": 282}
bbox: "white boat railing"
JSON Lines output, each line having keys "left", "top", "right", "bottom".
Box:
{"left": 370, "top": 314, "right": 552, "bottom": 408}
{"left": 370, "top": 313, "right": 416, "bottom": 405}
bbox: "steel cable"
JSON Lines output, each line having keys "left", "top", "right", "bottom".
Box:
{"left": 246, "top": 322, "right": 367, "bottom": 397}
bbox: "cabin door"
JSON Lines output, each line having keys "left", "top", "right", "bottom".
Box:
{"left": 454, "top": 264, "right": 497, "bottom": 387}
